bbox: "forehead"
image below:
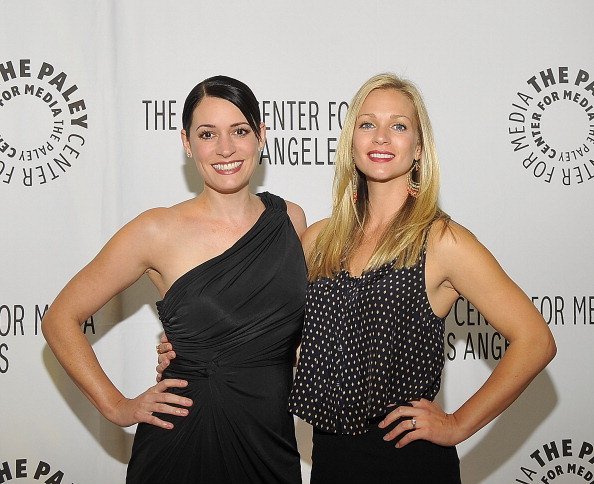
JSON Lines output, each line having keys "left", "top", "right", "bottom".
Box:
{"left": 192, "top": 96, "right": 247, "bottom": 123}
{"left": 359, "top": 88, "right": 416, "bottom": 117}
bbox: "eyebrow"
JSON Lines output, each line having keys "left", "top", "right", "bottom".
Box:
{"left": 195, "top": 121, "right": 250, "bottom": 131}
{"left": 357, "top": 113, "right": 412, "bottom": 121}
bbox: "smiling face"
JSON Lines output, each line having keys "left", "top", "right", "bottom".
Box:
{"left": 352, "top": 88, "right": 422, "bottom": 185}
{"left": 182, "top": 95, "right": 264, "bottom": 194}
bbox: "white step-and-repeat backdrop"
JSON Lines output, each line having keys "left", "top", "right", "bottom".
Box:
{"left": 1, "top": 1, "right": 593, "bottom": 482}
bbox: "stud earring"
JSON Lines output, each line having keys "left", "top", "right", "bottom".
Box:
{"left": 407, "top": 160, "right": 420, "bottom": 198}
{"left": 186, "top": 151, "right": 192, "bottom": 158}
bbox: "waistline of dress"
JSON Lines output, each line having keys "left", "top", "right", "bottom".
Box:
{"left": 164, "top": 359, "right": 292, "bottom": 380}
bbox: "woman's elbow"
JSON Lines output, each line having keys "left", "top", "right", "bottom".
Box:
{"left": 534, "top": 328, "right": 557, "bottom": 369}
{"left": 41, "top": 310, "right": 56, "bottom": 342}
{"left": 543, "top": 331, "right": 557, "bottom": 365}
{"left": 40, "top": 306, "right": 65, "bottom": 344}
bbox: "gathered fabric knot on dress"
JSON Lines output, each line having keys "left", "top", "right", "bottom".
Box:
{"left": 204, "top": 360, "right": 219, "bottom": 377}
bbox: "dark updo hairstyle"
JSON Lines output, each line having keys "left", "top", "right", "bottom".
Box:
{"left": 182, "top": 75, "right": 262, "bottom": 141}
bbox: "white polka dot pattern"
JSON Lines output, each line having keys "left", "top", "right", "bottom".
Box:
{"left": 288, "top": 249, "right": 444, "bottom": 435}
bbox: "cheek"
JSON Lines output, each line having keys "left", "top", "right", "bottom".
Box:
{"left": 247, "top": 137, "right": 260, "bottom": 152}
{"left": 193, "top": 144, "right": 213, "bottom": 163}
{"left": 352, "top": 135, "right": 367, "bottom": 158}
{"left": 399, "top": 135, "right": 418, "bottom": 153}
{"left": 242, "top": 140, "right": 260, "bottom": 161}
{"left": 352, "top": 148, "right": 365, "bottom": 166}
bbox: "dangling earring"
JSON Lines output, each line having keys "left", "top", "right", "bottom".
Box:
{"left": 352, "top": 162, "right": 359, "bottom": 204}
{"left": 407, "top": 160, "right": 420, "bottom": 198}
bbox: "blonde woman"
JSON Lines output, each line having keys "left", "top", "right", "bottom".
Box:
{"left": 287, "top": 73, "right": 556, "bottom": 483}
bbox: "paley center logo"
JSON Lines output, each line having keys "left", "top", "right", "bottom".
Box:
{"left": 0, "top": 59, "right": 88, "bottom": 188}
{"left": 515, "top": 438, "right": 594, "bottom": 483}
{"left": 0, "top": 457, "right": 78, "bottom": 483}
{"left": 507, "top": 66, "right": 594, "bottom": 186}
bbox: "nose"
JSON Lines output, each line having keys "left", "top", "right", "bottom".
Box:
{"left": 373, "top": 125, "right": 390, "bottom": 145}
{"left": 216, "top": 133, "right": 236, "bottom": 157}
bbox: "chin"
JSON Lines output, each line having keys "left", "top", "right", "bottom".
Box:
{"left": 207, "top": 181, "right": 251, "bottom": 195}
{"left": 363, "top": 171, "right": 406, "bottom": 183}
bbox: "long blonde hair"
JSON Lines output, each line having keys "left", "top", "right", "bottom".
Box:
{"left": 307, "top": 73, "right": 447, "bottom": 281}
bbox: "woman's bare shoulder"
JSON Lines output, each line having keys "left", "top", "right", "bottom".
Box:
{"left": 285, "top": 200, "right": 307, "bottom": 238}
{"left": 133, "top": 198, "right": 199, "bottom": 235}
{"left": 428, "top": 218, "right": 478, "bottom": 252}
{"left": 301, "top": 218, "right": 329, "bottom": 253}
{"left": 128, "top": 206, "right": 181, "bottom": 240}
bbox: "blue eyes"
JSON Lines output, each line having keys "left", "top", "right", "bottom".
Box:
{"left": 358, "top": 122, "right": 406, "bottom": 132}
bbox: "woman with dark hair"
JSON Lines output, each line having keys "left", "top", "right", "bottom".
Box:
{"left": 42, "top": 75, "right": 306, "bottom": 483}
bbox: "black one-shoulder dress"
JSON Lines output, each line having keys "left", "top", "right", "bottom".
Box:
{"left": 127, "top": 192, "right": 306, "bottom": 483}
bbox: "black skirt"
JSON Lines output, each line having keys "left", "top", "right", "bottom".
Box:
{"left": 311, "top": 425, "right": 461, "bottom": 484}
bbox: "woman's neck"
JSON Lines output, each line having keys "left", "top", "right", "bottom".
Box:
{"left": 364, "top": 178, "right": 408, "bottom": 230}
{"left": 197, "top": 186, "right": 262, "bottom": 225}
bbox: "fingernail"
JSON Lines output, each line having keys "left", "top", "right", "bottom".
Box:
{"left": 378, "top": 420, "right": 385, "bottom": 428}
{"left": 383, "top": 434, "right": 389, "bottom": 441}
{"left": 165, "top": 423, "right": 173, "bottom": 429}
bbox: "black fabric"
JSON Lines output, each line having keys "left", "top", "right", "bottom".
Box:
{"left": 311, "top": 426, "right": 461, "bottom": 484}
{"left": 127, "top": 192, "right": 306, "bottom": 484}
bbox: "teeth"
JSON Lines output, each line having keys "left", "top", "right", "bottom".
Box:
{"left": 369, "top": 153, "right": 393, "bottom": 159}
{"left": 213, "top": 161, "right": 242, "bottom": 171}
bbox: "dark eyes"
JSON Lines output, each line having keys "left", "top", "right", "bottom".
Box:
{"left": 197, "top": 127, "right": 251, "bottom": 140}
{"left": 198, "top": 130, "right": 214, "bottom": 140}
{"left": 234, "top": 127, "right": 250, "bottom": 137}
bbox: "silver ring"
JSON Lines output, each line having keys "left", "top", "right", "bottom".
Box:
{"left": 411, "top": 418, "right": 417, "bottom": 429}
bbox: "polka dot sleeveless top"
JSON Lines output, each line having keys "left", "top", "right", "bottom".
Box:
{"left": 288, "top": 247, "right": 444, "bottom": 435}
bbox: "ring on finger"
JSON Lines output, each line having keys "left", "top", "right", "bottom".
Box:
{"left": 411, "top": 417, "right": 417, "bottom": 429}
{"left": 156, "top": 344, "right": 160, "bottom": 354}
